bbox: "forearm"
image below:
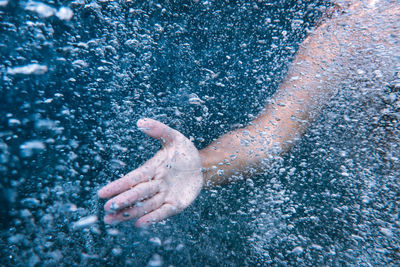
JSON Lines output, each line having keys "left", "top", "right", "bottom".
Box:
{"left": 200, "top": 1, "right": 400, "bottom": 187}
{"left": 200, "top": 7, "right": 344, "bottom": 186}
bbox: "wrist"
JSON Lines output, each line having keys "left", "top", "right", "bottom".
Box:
{"left": 199, "top": 146, "right": 235, "bottom": 187}
{"left": 199, "top": 149, "right": 213, "bottom": 187}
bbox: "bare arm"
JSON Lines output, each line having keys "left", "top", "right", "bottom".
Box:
{"left": 200, "top": 1, "right": 399, "bottom": 186}
{"left": 98, "top": 1, "right": 399, "bottom": 226}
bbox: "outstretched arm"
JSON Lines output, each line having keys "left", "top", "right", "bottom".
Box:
{"left": 200, "top": 1, "right": 399, "bottom": 186}
{"left": 200, "top": 10, "right": 342, "bottom": 186}
{"left": 98, "top": 1, "right": 399, "bottom": 226}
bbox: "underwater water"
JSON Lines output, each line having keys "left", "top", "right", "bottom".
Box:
{"left": 1, "top": 0, "right": 399, "bottom": 266}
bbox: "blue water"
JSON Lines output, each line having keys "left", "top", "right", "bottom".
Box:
{"left": 1, "top": 0, "right": 399, "bottom": 266}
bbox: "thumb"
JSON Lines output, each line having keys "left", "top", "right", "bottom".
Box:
{"left": 137, "top": 118, "right": 182, "bottom": 144}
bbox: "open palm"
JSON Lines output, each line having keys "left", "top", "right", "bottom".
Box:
{"left": 98, "top": 118, "right": 203, "bottom": 227}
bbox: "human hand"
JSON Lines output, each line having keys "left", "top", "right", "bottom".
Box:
{"left": 98, "top": 118, "right": 203, "bottom": 227}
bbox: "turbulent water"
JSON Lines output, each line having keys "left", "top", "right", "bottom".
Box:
{"left": 1, "top": 0, "right": 399, "bottom": 266}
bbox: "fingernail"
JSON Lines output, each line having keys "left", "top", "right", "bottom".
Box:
{"left": 104, "top": 216, "right": 120, "bottom": 224}
{"left": 134, "top": 219, "right": 150, "bottom": 228}
{"left": 137, "top": 120, "right": 151, "bottom": 132}
{"left": 134, "top": 221, "right": 144, "bottom": 228}
{"left": 97, "top": 188, "right": 105, "bottom": 198}
{"left": 104, "top": 216, "right": 112, "bottom": 224}
{"left": 137, "top": 118, "right": 148, "bottom": 127}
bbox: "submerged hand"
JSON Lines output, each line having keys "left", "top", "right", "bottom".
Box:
{"left": 98, "top": 118, "right": 203, "bottom": 227}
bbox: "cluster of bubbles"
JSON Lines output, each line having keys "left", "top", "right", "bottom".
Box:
{"left": 1, "top": 0, "right": 398, "bottom": 265}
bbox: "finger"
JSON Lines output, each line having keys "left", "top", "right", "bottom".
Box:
{"left": 104, "top": 192, "right": 165, "bottom": 224}
{"left": 134, "top": 203, "right": 178, "bottom": 228}
{"left": 137, "top": 118, "right": 182, "bottom": 144}
{"left": 98, "top": 164, "right": 154, "bottom": 199}
{"left": 104, "top": 179, "right": 162, "bottom": 212}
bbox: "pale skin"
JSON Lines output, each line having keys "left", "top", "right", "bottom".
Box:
{"left": 98, "top": 0, "right": 399, "bottom": 227}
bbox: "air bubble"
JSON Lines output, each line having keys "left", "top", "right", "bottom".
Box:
{"left": 7, "top": 64, "right": 48, "bottom": 75}
{"left": 56, "top": 7, "right": 73, "bottom": 21}
{"left": 148, "top": 254, "right": 163, "bottom": 267}
{"left": 25, "top": 1, "right": 56, "bottom": 17}
{"left": 72, "top": 215, "right": 98, "bottom": 229}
